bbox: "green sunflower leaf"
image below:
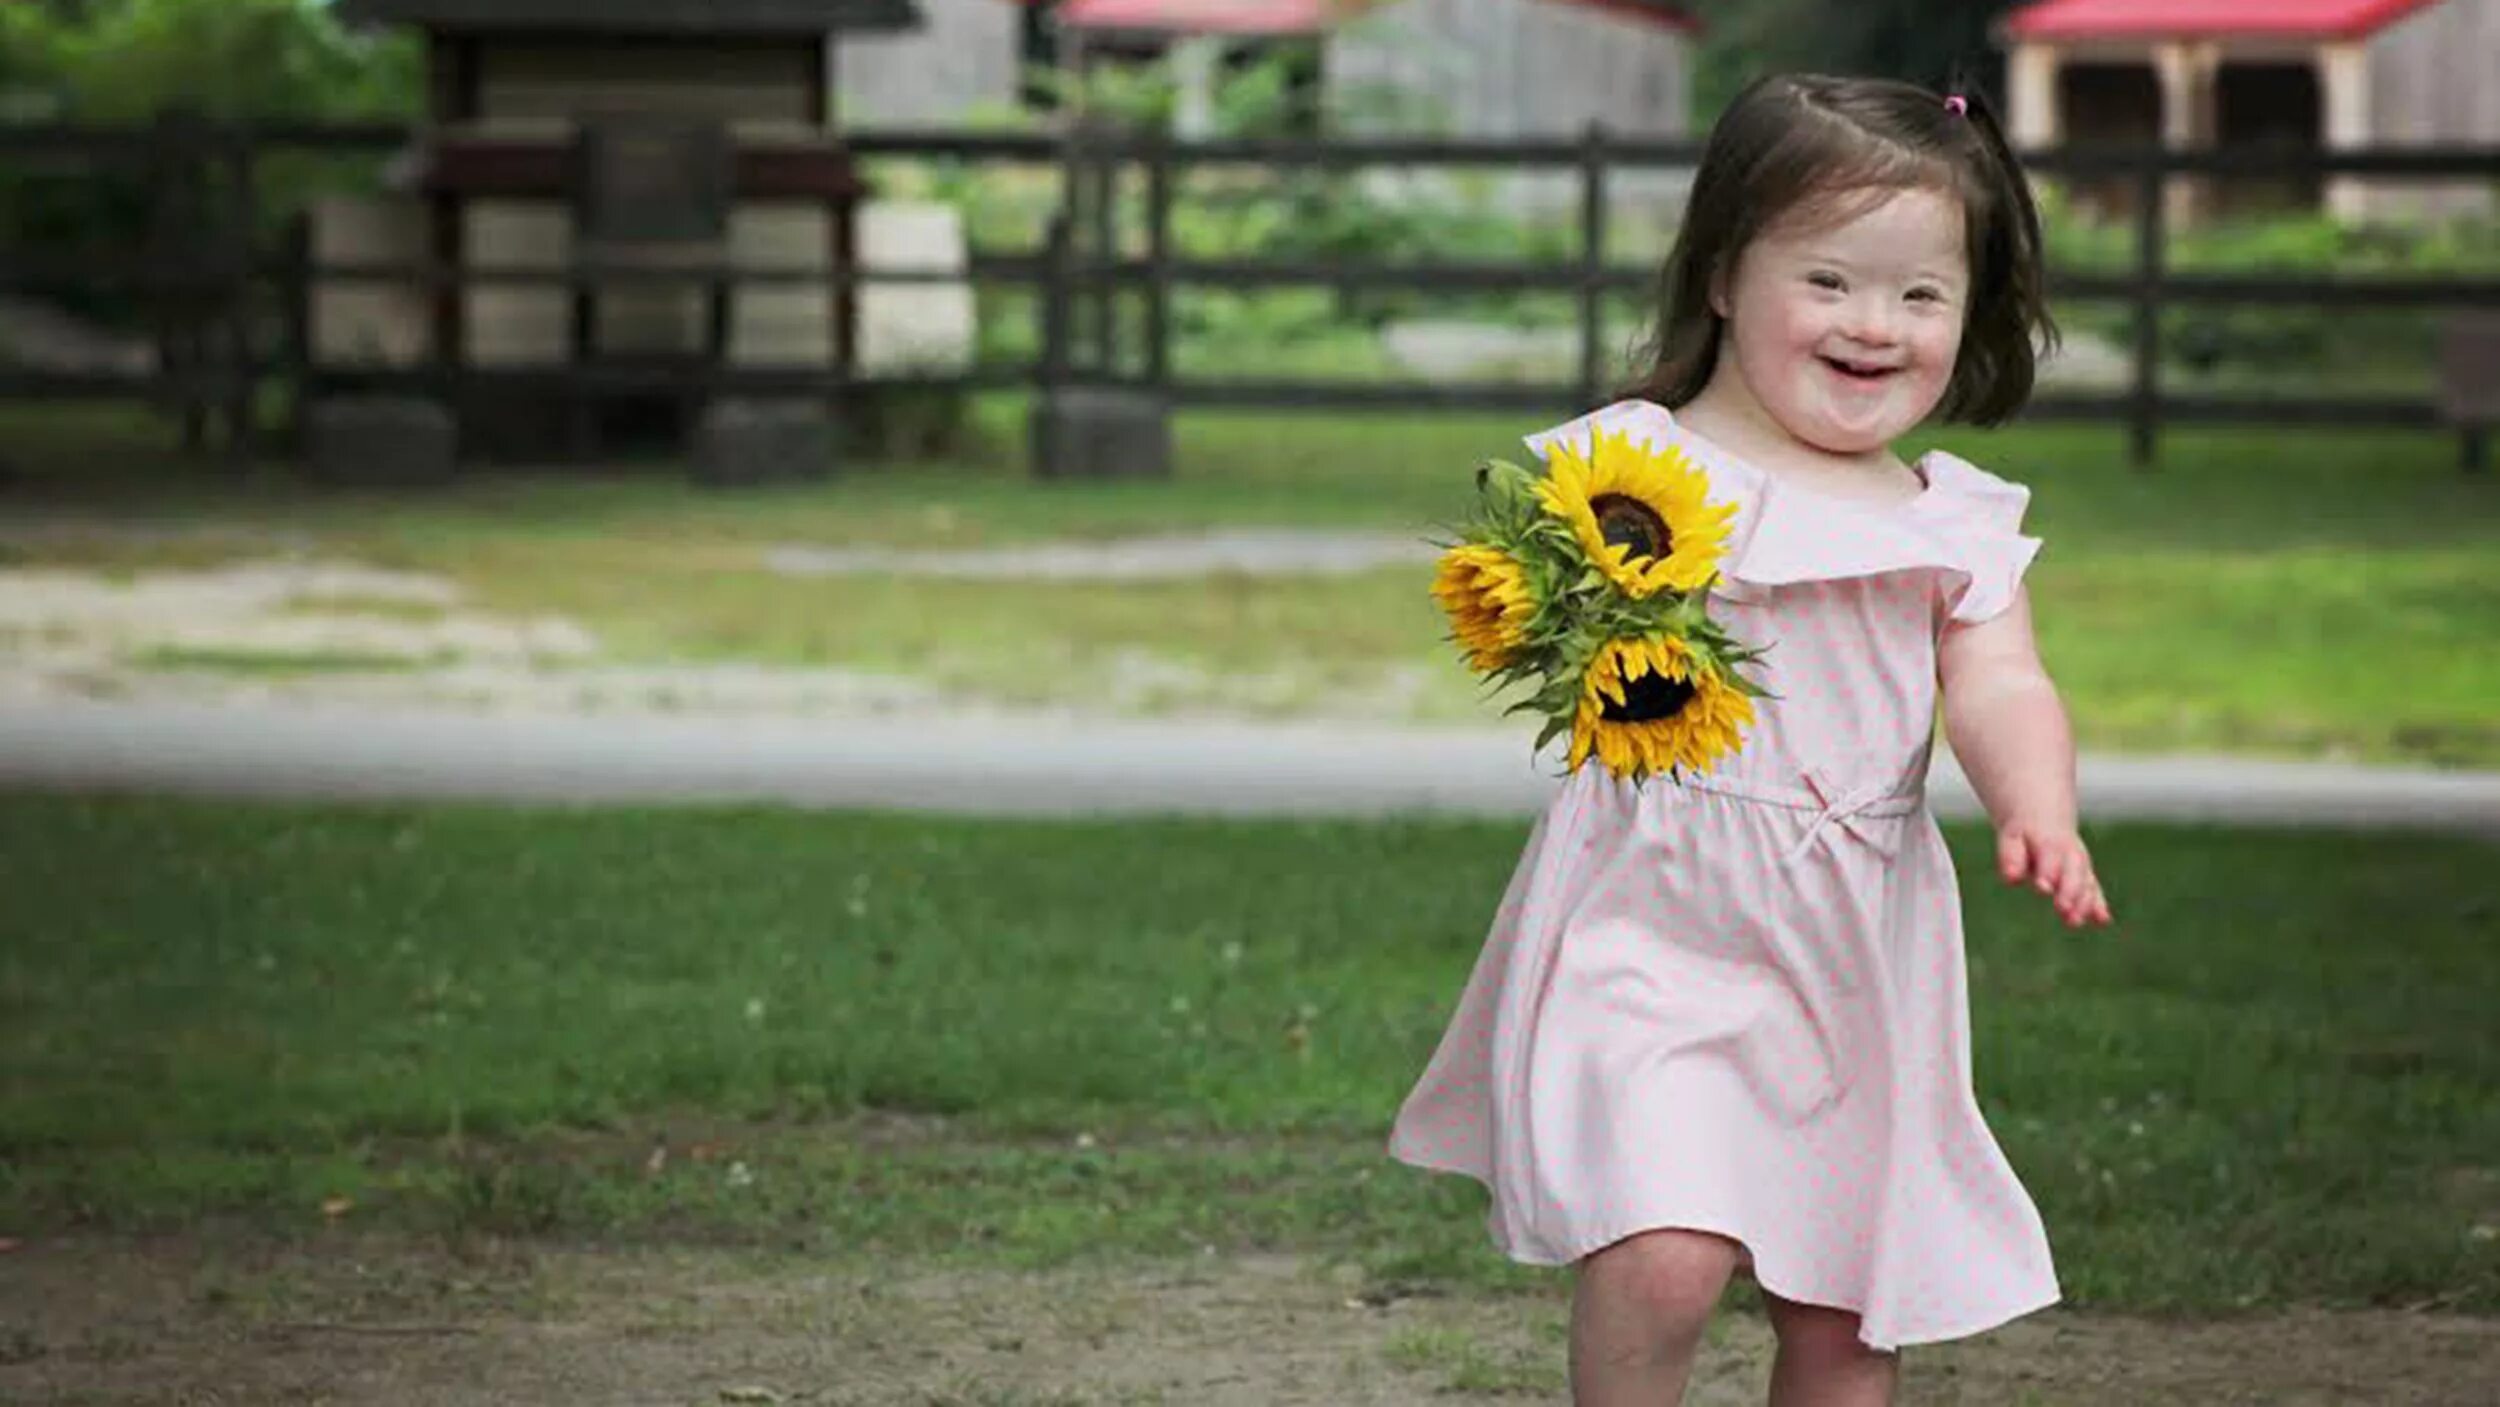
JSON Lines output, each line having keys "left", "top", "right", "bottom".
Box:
{"left": 1534, "top": 714, "right": 1573, "bottom": 753}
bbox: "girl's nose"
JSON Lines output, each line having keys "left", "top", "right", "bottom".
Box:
{"left": 1841, "top": 294, "right": 1899, "bottom": 344}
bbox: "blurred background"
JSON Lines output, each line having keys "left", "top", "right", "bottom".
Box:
{"left": 2, "top": 5, "right": 2495, "bottom": 1405}
{"left": 0, "top": 0, "right": 2494, "bottom": 756}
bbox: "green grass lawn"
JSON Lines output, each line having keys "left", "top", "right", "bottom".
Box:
{"left": 2, "top": 795, "right": 2494, "bottom": 1316}
{"left": 6, "top": 399, "right": 2498, "bottom": 764}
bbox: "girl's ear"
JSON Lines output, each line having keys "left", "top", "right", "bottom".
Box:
{"left": 1707, "top": 256, "right": 1734, "bottom": 320}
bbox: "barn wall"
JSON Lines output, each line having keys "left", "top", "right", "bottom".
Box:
{"left": 1328, "top": 0, "right": 1694, "bottom": 214}
{"left": 474, "top": 40, "right": 822, "bottom": 129}
{"left": 2364, "top": 0, "right": 2499, "bottom": 218}
{"left": 831, "top": 0, "right": 1023, "bottom": 126}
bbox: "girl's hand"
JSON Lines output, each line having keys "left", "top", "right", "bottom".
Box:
{"left": 1997, "top": 822, "right": 2112, "bottom": 928}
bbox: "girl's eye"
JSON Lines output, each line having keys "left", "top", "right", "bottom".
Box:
{"left": 1807, "top": 272, "right": 1845, "bottom": 291}
{"left": 1907, "top": 287, "right": 1944, "bottom": 304}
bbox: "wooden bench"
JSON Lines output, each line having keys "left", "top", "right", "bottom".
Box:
{"left": 2438, "top": 312, "right": 2500, "bottom": 474}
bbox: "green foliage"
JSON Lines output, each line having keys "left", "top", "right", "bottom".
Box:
{"left": 1023, "top": 58, "right": 1178, "bottom": 134}
{"left": 1685, "top": 0, "right": 2030, "bottom": 124}
{"left": 2036, "top": 183, "right": 2500, "bottom": 386}
{"left": 2, "top": 1, "right": 421, "bottom": 325}
{"left": 881, "top": 47, "right": 1591, "bottom": 375}
{"left": 2039, "top": 183, "right": 2500, "bottom": 277}
{"left": 0, "top": 0, "right": 418, "bottom": 122}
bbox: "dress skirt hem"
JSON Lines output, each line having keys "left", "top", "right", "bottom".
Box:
{"left": 1384, "top": 1139, "right": 2062, "bottom": 1352}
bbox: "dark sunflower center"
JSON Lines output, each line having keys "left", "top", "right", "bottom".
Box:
{"left": 1591, "top": 494, "right": 1672, "bottom": 561}
{"left": 1599, "top": 669, "right": 1698, "bottom": 723}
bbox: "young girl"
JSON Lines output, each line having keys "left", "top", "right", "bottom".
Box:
{"left": 1389, "top": 74, "right": 2113, "bottom": 1406}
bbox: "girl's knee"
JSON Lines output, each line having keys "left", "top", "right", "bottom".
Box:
{"left": 1764, "top": 1293, "right": 1892, "bottom": 1364}
{"left": 1577, "top": 1229, "right": 1743, "bottom": 1336}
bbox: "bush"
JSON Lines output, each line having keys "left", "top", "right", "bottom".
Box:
{"left": 2035, "top": 182, "right": 2500, "bottom": 387}
{"left": 1, "top": 0, "right": 419, "bottom": 324}
{"left": 2, "top": 0, "right": 418, "bottom": 124}
{"left": 874, "top": 49, "right": 1602, "bottom": 380}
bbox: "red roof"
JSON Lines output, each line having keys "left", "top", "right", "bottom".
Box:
{"left": 1051, "top": 0, "right": 1698, "bottom": 37}
{"left": 1560, "top": 0, "right": 1703, "bottom": 34}
{"left": 1053, "top": 0, "right": 1342, "bottom": 33}
{"left": 2003, "top": 0, "right": 2444, "bottom": 41}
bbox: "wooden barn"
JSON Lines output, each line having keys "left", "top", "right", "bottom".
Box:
{"left": 312, "top": 0, "right": 939, "bottom": 474}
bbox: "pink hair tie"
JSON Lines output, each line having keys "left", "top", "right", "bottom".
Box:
{"left": 1944, "top": 94, "right": 1969, "bottom": 116}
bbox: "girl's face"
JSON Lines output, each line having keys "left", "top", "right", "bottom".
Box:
{"left": 1710, "top": 186, "right": 1970, "bottom": 456}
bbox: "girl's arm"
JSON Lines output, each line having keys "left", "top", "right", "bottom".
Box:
{"left": 1938, "top": 587, "right": 2112, "bottom": 928}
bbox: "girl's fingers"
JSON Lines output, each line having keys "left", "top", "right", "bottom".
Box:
{"left": 2056, "top": 852, "right": 2093, "bottom": 909}
{"left": 2075, "top": 893, "right": 2109, "bottom": 928}
{"left": 2064, "top": 862, "right": 2110, "bottom": 927}
{"left": 2001, "top": 831, "right": 2114, "bottom": 926}
{"left": 1998, "top": 832, "right": 2032, "bottom": 884}
{"left": 2067, "top": 885, "right": 2101, "bottom": 927}
{"left": 2032, "top": 844, "right": 2065, "bottom": 896}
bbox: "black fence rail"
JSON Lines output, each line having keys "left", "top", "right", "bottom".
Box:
{"left": 2, "top": 115, "right": 2495, "bottom": 469}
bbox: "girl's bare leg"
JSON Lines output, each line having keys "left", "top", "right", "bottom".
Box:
{"left": 1763, "top": 1291, "right": 1897, "bottom": 1407}
{"left": 1568, "top": 1229, "right": 1742, "bottom": 1406}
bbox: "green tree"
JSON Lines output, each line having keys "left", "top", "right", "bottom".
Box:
{"left": 1, "top": 0, "right": 418, "bottom": 121}
{"left": 1687, "top": 0, "right": 2029, "bottom": 125}
{"left": 1, "top": 1, "right": 420, "bottom": 323}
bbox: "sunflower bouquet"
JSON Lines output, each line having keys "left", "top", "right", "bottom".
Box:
{"left": 1431, "top": 427, "right": 1770, "bottom": 782}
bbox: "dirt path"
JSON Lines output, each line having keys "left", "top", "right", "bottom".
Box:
{"left": 3, "top": 1231, "right": 2493, "bottom": 1406}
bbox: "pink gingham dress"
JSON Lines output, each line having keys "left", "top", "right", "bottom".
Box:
{"left": 1388, "top": 399, "right": 2058, "bottom": 1349}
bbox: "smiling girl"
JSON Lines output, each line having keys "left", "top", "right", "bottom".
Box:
{"left": 1389, "top": 74, "right": 2113, "bottom": 1407}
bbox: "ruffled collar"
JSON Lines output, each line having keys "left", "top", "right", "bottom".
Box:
{"left": 1521, "top": 399, "right": 2034, "bottom": 604}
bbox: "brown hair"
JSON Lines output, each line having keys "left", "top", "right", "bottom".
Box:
{"left": 1626, "top": 73, "right": 2055, "bottom": 426}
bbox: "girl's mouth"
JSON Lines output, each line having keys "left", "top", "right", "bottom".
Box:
{"left": 1820, "top": 355, "right": 1898, "bottom": 383}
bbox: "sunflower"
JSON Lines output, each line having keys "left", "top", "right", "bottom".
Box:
{"left": 1534, "top": 428, "right": 1735, "bottom": 598}
{"left": 1431, "top": 544, "right": 1537, "bottom": 671}
{"left": 1568, "top": 634, "right": 1757, "bottom": 780}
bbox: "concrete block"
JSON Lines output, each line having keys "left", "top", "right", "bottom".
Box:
{"left": 694, "top": 398, "right": 838, "bottom": 486}
{"left": 305, "top": 395, "right": 456, "bottom": 486}
{"left": 1029, "top": 387, "right": 1171, "bottom": 481}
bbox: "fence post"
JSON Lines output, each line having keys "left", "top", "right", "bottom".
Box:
{"left": 282, "top": 210, "right": 313, "bottom": 455}
{"left": 1054, "top": 114, "right": 1089, "bottom": 378}
{"left": 1577, "top": 122, "right": 1608, "bottom": 412}
{"left": 427, "top": 188, "right": 462, "bottom": 422}
{"left": 1144, "top": 129, "right": 1172, "bottom": 396}
{"left": 149, "top": 104, "right": 213, "bottom": 455}
{"left": 1039, "top": 211, "right": 1072, "bottom": 393}
{"left": 220, "top": 123, "right": 257, "bottom": 469}
{"left": 2129, "top": 148, "right": 2166, "bottom": 469}
{"left": 1089, "top": 130, "right": 1118, "bottom": 376}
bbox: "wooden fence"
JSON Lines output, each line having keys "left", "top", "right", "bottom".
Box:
{"left": 2, "top": 113, "right": 2495, "bottom": 469}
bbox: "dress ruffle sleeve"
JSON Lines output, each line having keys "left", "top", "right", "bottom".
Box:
{"left": 1915, "top": 451, "right": 2042, "bottom": 625}
{"left": 1522, "top": 401, "right": 2041, "bottom": 625}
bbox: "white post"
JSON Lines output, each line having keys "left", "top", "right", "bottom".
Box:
{"left": 2318, "top": 41, "right": 2372, "bottom": 222}
{"left": 2188, "top": 42, "right": 2222, "bottom": 144}
{"left": 1170, "top": 36, "right": 1218, "bottom": 140}
{"left": 2008, "top": 41, "right": 2063, "bottom": 151}
{"left": 2152, "top": 41, "right": 2216, "bottom": 226}
{"left": 2152, "top": 42, "right": 2189, "bottom": 227}
{"left": 2153, "top": 43, "right": 2197, "bottom": 146}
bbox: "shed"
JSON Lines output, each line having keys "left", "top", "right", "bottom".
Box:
{"left": 2001, "top": 0, "right": 2500, "bottom": 221}
{"left": 316, "top": 0, "right": 926, "bottom": 465}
